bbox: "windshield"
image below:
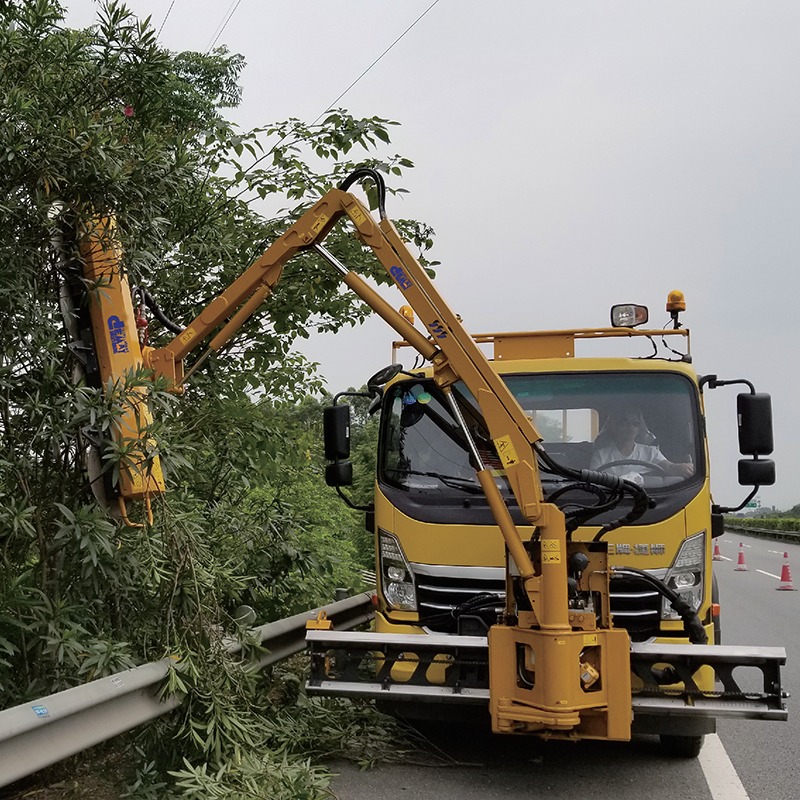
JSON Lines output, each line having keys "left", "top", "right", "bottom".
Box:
{"left": 379, "top": 371, "right": 703, "bottom": 506}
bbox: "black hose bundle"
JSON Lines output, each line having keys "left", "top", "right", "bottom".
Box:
{"left": 535, "top": 443, "right": 652, "bottom": 538}
{"left": 338, "top": 167, "right": 387, "bottom": 220}
{"left": 417, "top": 592, "right": 503, "bottom": 631}
{"left": 131, "top": 286, "right": 184, "bottom": 334}
{"left": 547, "top": 482, "right": 625, "bottom": 535}
{"left": 612, "top": 566, "right": 708, "bottom": 645}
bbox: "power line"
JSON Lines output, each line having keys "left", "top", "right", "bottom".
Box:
{"left": 156, "top": 0, "right": 177, "bottom": 38}
{"left": 207, "top": 0, "right": 244, "bottom": 52}
{"left": 230, "top": 1, "right": 442, "bottom": 192}
{"left": 311, "top": 0, "right": 441, "bottom": 124}
{"left": 171, "top": 2, "right": 442, "bottom": 240}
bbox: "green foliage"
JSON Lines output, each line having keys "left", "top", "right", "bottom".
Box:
{"left": 727, "top": 517, "right": 800, "bottom": 532}
{"left": 774, "top": 503, "right": 800, "bottom": 519}
{"left": 260, "top": 692, "right": 412, "bottom": 770}
{"left": 168, "top": 752, "right": 333, "bottom": 800}
{"left": 0, "top": 0, "right": 428, "bottom": 795}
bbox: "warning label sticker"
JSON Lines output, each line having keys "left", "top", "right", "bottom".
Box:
{"left": 494, "top": 435, "right": 519, "bottom": 468}
{"left": 542, "top": 538, "right": 561, "bottom": 564}
{"left": 541, "top": 539, "right": 560, "bottom": 551}
{"left": 347, "top": 206, "right": 366, "bottom": 226}
{"left": 311, "top": 213, "right": 329, "bottom": 235}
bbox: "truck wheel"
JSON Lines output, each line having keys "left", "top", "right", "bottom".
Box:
{"left": 660, "top": 734, "right": 704, "bottom": 758}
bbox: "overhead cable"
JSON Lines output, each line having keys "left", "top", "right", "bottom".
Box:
{"left": 312, "top": 0, "right": 442, "bottom": 124}
{"left": 207, "top": 0, "right": 243, "bottom": 51}
{"left": 156, "top": 0, "right": 177, "bottom": 38}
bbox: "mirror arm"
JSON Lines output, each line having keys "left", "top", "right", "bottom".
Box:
{"left": 334, "top": 390, "right": 375, "bottom": 404}
{"left": 699, "top": 374, "right": 755, "bottom": 394}
{"left": 712, "top": 485, "right": 760, "bottom": 516}
{"left": 336, "top": 485, "right": 370, "bottom": 512}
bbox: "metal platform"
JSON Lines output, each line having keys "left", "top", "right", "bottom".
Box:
{"left": 306, "top": 630, "right": 788, "bottom": 721}
{"left": 629, "top": 641, "right": 788, "bottom": 721}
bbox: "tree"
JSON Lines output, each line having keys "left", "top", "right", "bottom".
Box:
{"left": 0, "top": 1, "right": 430, "bottom": 793}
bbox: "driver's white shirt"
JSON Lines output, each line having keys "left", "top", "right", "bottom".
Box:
{"left": 589, "top": 443, "right": 669, "bottom": 482}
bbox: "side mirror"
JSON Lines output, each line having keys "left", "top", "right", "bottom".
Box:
{"left": 737, "top": 394, "right": 775, "bottom": 488}
{"left": 737, "top": 393, "right": 773, "bottom": 456}
{"left": 323, "top": 403, "right": 353, "bottom": 487}
{"left": 323, "top": 404, "right": 350, "bottom": 460}
{"left": 738, "top": 458, "right": 775, "bottom": 487}
{"left": 325, "top": 460, "right": 353, "bottom": 487}
{"left": 703, "top": 379, "right": 777, "bottom": 514}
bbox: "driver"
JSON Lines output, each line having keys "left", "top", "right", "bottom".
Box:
{"left": 589, "top": 408, "right": 694, "bottom": 482}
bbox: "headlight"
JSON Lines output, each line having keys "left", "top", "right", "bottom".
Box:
{"left": 379, "top": 530, "right": 417, "bottom": 611}
{"left": 661, "top": 531, "right": 705, "bottom": 620}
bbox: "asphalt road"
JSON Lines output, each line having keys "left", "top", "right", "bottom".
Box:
{"left": 329, "top": 531, "right": 798, "bottom": 800}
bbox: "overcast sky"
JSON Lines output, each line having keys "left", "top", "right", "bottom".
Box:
{"left": 65, "top": 1, "right": 800, "bottom": 510}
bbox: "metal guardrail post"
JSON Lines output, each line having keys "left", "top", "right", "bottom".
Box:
{"left": 0, "top": 592, "right": 374, "bottom": 789}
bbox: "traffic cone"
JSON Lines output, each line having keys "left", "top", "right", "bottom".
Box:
{"left": 777, "top": 552, "right": 796, "bottom": 591}
{"left": 712, "top": 540, "right": 723, "bottom": 561}
{"left": 734, "top": 542, "right": 748, "bottom": 571}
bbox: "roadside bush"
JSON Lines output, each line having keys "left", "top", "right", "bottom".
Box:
{"left": 0, "top": 1, "right": 429, "bottom": 795}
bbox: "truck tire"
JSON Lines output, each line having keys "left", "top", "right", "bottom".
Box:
{"left": 660, "top": 733, "right": 704, "bottom": 758}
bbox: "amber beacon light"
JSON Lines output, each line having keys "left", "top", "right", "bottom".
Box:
{"left": 667, "top": 290, "right": 686, "bottom": 329}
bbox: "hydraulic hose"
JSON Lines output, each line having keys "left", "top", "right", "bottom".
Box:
{"left": 546, "top": 482, "right": 621, "bottom": 535}
{"left": 612, "top": 566, "right": 708, "bottom": 645}
{"left": 417, "top": 592, "right": 502, "bottom": 630}
{"left": 338, "top": 167, "right": 387, "bottom": 220}
{"left": 577, "top": 469, "right": 651, "bottom": 540}
{"left": 535, "top": 443, "right": 651, "bottom": 536}
{"left": 132, "top": 286, "right": 184, "bottom": 334}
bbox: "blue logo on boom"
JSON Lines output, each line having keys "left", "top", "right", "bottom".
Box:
{"left": 429, "top": 320, "right": 448, "bottom": 339}
{"left": 390, "top": 265, "right": 413, "bottom": 290}
{"left": 108, "top": 315, "right": 129, "bottom": 354}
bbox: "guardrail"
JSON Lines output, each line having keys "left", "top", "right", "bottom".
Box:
{"left": 0, "top": 592, "right": 374, "bottom": 789}
{"left": 724, "top": 523, "right": 800, "bottom": 543}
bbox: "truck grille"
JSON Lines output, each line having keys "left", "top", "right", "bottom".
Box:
{"left": 414, "top": 568, "right": 662, "bottom": 640}
{"left": 608, "top": 575, "right": 662, "bottom": 640}
{"left": 415, "top": 569, "right": 505, "bottom": 634}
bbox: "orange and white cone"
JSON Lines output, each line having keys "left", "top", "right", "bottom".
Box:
{"left": 777, "top": 552, "right": 796, "bottom": 591}
{"left": 712, "top": 540, "right": 723, "bottom": 561}
{"left": 735, "top": 542, "right": 748, "bottom": 571}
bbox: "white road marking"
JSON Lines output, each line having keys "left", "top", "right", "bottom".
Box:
{"left": 756, "top": 569, "right": 780, "bottom": 580}
{"left": 716, "top": 555, "right": 732, "bottom": 562}
{"left": 699, "top": 733, "right": 750, "bottom": 799}
{"left": 768, "top": 550, "right": 783, "bottom": 555}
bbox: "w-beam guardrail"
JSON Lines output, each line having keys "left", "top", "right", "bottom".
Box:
{"left": 0, "top": 592, "right": 374, "bottom": 789}
{"left": 724, "top": 523, "right": 800, "bottom": 542}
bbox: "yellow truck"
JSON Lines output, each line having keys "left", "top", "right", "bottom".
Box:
{"left": 71, "top": 167, "right": 786, "bottom": 757}
{"left": 313, "top": 306, "right": 784, "bottom": 756}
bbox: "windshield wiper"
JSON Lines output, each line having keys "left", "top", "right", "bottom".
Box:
{"left": 387, "top": 468, "right": 484, "bottom": 494}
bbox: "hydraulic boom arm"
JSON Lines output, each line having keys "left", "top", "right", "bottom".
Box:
{"left": 79, "top": 168, "right": 718, "bottom": 740}
{"left": 151, "top": 171, "right": 556, "bottom": 605}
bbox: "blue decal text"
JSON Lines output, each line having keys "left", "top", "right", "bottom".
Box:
{"left": 108, "top": 315, "right": 129, "bottom": 354}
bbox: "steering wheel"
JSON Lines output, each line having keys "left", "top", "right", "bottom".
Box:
{"left": 595, "top": 459, "right": 667, "bottom": 477}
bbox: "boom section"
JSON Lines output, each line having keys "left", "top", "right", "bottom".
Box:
{"left": 81, "top": 177, "right": 633, "bottom": 738}
{"left": 143, "top": 187, "right": 551, "bottom": 578}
